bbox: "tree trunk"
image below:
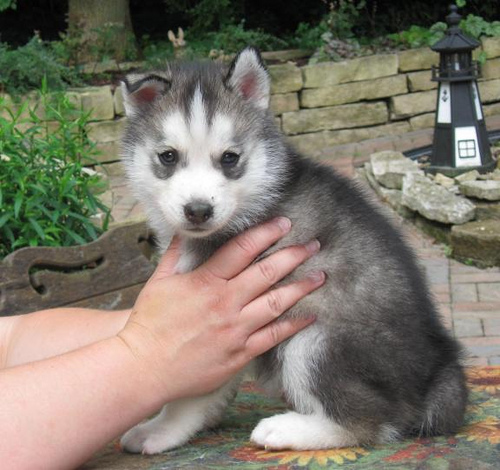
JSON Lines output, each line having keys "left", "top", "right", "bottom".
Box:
{"left": 67, "top": 0, "right": 137, "bottom": 64}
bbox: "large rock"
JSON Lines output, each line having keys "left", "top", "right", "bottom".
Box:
{"left": 286, "top": 122, "right": 410, "bottom": 155}
{"left": 300, "top": 75, "right": 407, "bottom": 108}
{"left": 269, "top": 64, "right": 303, "bottom": 94}
{"left": 79, "top": 86, "right": 115, "bottom": 121}
{"left": 398, "top": 48, "right": 437, "bottom": 72}
{"left": 113, "top": 86, "right": 125, "bottom": 116}
{"left": 282, "top": 101, "right": 388, "bottom": 135}
{"left": 390, "top": 90, "right": 436, "bottom": 120}
{"left": 482, "top": 37, "right": 500, "bottom": 59}
{"left": 460, "top": 180, "right": 500, "bottom": 201}
{"left": 475, "top": 201, "right": 500, "bottom": 221}
{"left": 87, "top": 118, "right": 127, "bottom": 143}
{"left": 270, "top": 93, "right": 299, "bottom": 115}
{"left": 481, "top": 57, "right": 500, "bottom": 81}
{"left": 370, "top": 151, "right": 421, "bottom": 189}
{"left": 409, "top": 112, "right": 435, "bottom": 130}
{"left": 402, "top": 173, "right": 475, "bottom": 224}
{"left": 302, "top": 54, "right": 398, "bottom": 88}
{"left": 451, "top": 220, "right": 500, "bottom": 267}
{"left": 478, "top": 79, "right": 500, "bottom": 103}
{"left": 407, "top": 70, "right": 438, "bottom": 92}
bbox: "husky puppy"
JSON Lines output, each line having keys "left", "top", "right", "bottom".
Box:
{"left": 119, "top": 47, "right": 467, "bottom": 454}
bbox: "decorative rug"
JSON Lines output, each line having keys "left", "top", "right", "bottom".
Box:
{"left": 83, "top": 367, "right": 500, "bottom": 469}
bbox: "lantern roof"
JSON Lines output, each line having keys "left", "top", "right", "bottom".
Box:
{"left": 431, "top": 5, "right": 480, "bottom": 52}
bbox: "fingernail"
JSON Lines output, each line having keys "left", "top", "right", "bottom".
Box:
{"left": 305, "top": 239, "right": 321, "bottom": 254}
{"left": 274, "top": 217, "right": 291, "bottom": 233}
{"left": 307, "top": 271, "right": 325, "bottom": 283}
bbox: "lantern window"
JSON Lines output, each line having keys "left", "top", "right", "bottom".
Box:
{"left": 457, "top": 139, "right": 477, "bottom": 159}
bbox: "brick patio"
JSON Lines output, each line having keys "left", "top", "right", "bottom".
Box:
{"left": 105, "top": 129, "right": 500, "bottom": 367}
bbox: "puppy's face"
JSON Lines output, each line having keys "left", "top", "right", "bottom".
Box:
{"left": 121, "top": 48, "right": 276, "bottom": 238}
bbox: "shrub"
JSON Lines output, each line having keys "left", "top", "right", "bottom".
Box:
{"left": 0, "top": 35, "right": 81, "bottom": 96}
{"left": 0, "top": 82, "right": 110, "bottom": 258}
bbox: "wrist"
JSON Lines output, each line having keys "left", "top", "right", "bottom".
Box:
{"left": 115, "top": 322, "right": 175, "bottom": 405}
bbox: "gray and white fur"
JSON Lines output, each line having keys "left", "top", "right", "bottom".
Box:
{"left": 119, "top": 47, "right": 467, "bottom": 454}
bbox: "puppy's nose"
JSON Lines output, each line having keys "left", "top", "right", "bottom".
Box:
{"left": 184, "top": 201, "right": 214, "bottom": 225}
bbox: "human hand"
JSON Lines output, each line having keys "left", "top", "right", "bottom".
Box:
{"left": 117, "top": 217, "right": 324, "bottom": 402}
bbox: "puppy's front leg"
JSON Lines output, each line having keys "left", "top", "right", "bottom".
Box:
{"left": 121, "top": 374, "right": 242, "bottom": 454}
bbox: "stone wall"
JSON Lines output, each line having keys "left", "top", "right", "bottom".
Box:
{"left": 3, "top": 37, "right": 500, "bottom": 164}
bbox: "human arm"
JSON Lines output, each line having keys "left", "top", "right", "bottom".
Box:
{"left": 0, "top": 217, "right": 324, "bottom": 469}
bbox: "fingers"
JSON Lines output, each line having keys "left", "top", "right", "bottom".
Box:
{"left": 240, "top": 271, "right": 325, "bottom": 334}
{"left": 196, "top": 217, "right": 292, "bottom": 280}
{"left": 231, "top": 239, "right": 321, "bottom": 307}
{"left": 151, "top": 236, "right": 182, "bottom": 281}
{"left": 244, "top": 315, "right": 316, "bottom": 360}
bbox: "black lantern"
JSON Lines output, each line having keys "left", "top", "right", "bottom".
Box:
{"left": 428, "top": 5, "right": 495, "bottom": 176}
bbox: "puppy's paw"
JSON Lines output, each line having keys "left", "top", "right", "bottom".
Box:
{"left": 251, "top": 413, "right": 306, "bottom": 450}
{"left": 120, "top": 422, "right": 189, "bottom": 455}
{"left": 251, "top": 412, "right": 357, "bottom": 450}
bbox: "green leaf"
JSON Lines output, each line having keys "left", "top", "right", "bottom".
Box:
{"left": 28, "top": 217, "right": 46, "bottom": 240}
{"left": 14, "top": 192, "right": 23, "bottom": 218}
{"left": 63, "top": 227, "right": 87, "bottom": 245}
{"left": 0, "top": 212, "right": 11, "bottom": 228}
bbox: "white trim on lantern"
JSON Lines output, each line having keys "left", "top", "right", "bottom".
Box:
{"left": 471, "top": 82, "right": 483, "bottom": 121}
{"left": 454, "top": 126, "right": 482, "bottom": 168}
{"left": 437, "top": 82, "right": 451, "bottom": 124}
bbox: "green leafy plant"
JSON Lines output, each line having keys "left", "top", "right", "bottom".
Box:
{"left": 293, "top": 21, "right": 330, "bottom": 50}
{"left": 324, "top": 0, "right": 366, "bottom": 40}
{"left": 460, "top": 14, "right": 500, "bottom": 39}
{"left": 204, "top": 21, "right": 288, "bottom": 54}
{"left": 387, "top": 22, "right": 447, "bottom": 49}
{"left": 0, "top": 81, "right": 110, "bottom": 258}
{"left": 0, "top": 35, "right": 81, "bottom": 96}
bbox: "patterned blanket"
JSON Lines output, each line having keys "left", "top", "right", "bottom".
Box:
{"left": 84, "top": 367, "right": 500, "bottom": 469}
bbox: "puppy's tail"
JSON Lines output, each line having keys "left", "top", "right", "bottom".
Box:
{"left": 420, "top": 361, "right": 468, "bottom": 436}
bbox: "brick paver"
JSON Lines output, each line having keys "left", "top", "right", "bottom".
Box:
{"left": 106, "top": 130, "right": 500, "bottom": 366}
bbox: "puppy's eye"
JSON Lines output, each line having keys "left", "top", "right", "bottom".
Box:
{"left": 221, "top": 152, "right": 240, "bottom": 167}
{"left": 158, "top": 149, "right": 178, "bottom": 166}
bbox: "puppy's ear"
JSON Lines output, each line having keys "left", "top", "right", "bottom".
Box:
{"left": 225, "top": 47, "right": 270, "bottom": 109}
{"left": 121, "top": 74, "right": 170, "bottom": 116}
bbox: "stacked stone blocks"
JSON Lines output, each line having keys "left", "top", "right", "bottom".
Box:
{"left": 2, "top": 37, "right": 500, "bottom": 164}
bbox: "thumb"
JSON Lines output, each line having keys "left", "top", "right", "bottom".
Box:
{"left": 151, "top": 236, "right": 182, "bottom": 280}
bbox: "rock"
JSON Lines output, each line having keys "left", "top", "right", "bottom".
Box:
{"left": 79, "top": 86, "right": 114, "bottom": 121}
{"left": 434, "top": 173, "right": 455, "bottom": 189}
{"left": 482, "top": 36, "right": 500, "bottom": 59}
{"left": 414, "top": 216, "right": 451, "bottom": 245}
{"left": 409, "top": 112, "right": 435, "bottom": 131}
{"left": 455, "top": 170, "right": 479, "bottom": 184}
{"left": 286, "top": 122, "right": 410, "bottom": 156}
{"left": 398, "top": 48, "right": 437, "bottom": 72}
{"left": 402, "top": 173, "right": 475, "bottom": 224}
{"left": 478, "top": 79, "right": 500, "bottom": 104}
{"left": 360, "top": 164, "right": 413, "bottom": 218}
{"left": 300, "top": 75, "right": 407, "bottom": 108}
{"left": 268, "top": 64, "right": 303, "bottom": 94}
{"left": 87, "top": 118, "right": 126, "bottom": 143}
{"left": 281, "top": 101, "right": 387, "bottom": 135}
{"left": 113, "top": 86, "right": 125, "bottom": 116}
{"left": 407, "top": 70, "right": 438, "bottom": 92}
{"left": 370, "top": 151, "right": 421, "bottom": 189}
{"left": 390, "top": 90, "right": 436, "bottom": 120}
{"left": 302, "top": 54, "right": 398, "bottom": 88}
{"left": 478, "top": 169, "right": 500, "bottom": 181}
{"left": 459, "top": 180, "right": 500, "bottom": 201}
{"left": 475, "top": 201, "right": 500, "bottom": 221}
{"left": 451, "top": 220, "right": 500, "bottom": 267}
{"left": 481, "top": 57, "right": 500, "bottom": 81}
{"left": 270, "top": 93, "right": 299, "bottom": 116}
